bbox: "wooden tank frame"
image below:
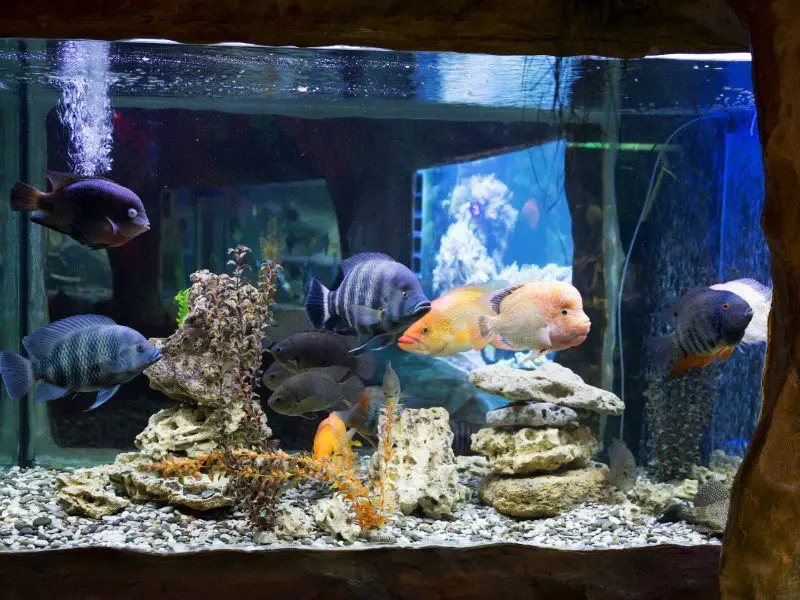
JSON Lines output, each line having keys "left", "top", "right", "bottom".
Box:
{"left": 1, "top": 0, "right": 797, "bottom": 597}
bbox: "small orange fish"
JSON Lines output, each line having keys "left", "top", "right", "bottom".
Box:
{"left": 398, "top": 284, "right": 495, "bottom": 356}
{"left": 312, "top": 411, "right": 357, "bottom": 467}
{"left": 475, "top": 281, "right": 591, "bottom": 354}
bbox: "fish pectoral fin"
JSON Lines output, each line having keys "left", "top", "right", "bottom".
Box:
{"left": 105, "top": 216, "right": 120, "bottom": 236}
{"left": 30, "top": 211, "right": 72, "bottom": 236}
{"left": 348, "top": 304, "right": 386, "bottom": 328}
{"left": 668, "top": 354, "right": 717, "bottom": 378}
{"left": 85, "top": 385, "right": 122, "bottom": 411}
{"left": 349, "top": 333, "right": 395, "bottom": 355}
{"left": 718, "top": 346, "right": 735, "bottom": 362}
{"left": 34, "top": 382, "right": 71, "bottom": 403}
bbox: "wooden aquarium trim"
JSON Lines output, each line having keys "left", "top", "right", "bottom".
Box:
{"left": 1, "top": 0, "right": 747, "bottom": 57}
{"left": 0, "top": 543, "right": 721, "bottom": 600}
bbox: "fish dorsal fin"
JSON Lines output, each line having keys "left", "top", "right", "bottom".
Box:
{"left": 678, "top": 285, "right": 711, "bottom": 306}
{"left": 23, "top": 315, "right": 117, "bottom": 360}
{"left": 484, "top": 284, "right": 524, "bottom": 314}
{"left": 45, "top": 171, "right": 111, "bottom": 191}
{"left": 694, "top": 480, "right": 730, "bottom": 507}
{"left": 340, "top": 252, "right": 393, "bottom": 275}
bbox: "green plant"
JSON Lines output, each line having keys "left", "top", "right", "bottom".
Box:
{"left": 174, "top": 287, "right": 190, "bottom": 327}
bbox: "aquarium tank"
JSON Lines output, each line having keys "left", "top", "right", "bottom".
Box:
{"left": 0, "top": 40, "right": 764, "bottom": 555}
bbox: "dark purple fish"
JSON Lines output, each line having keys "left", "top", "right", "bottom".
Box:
{"left": 10, "top": 171, "right": 150, "bottom": 250}
{"left": 450, "top": 419, "right": 482, "bottom": 456}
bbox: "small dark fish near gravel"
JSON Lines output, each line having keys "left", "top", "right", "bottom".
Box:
{"left": 270, "top": 331, "right": 376, "bottom": 380}
{"left": 10, "top": 171, "right": 150, "bottom": 250}
{"left": 267, "top": 366, "right": 365, "bottom": 417}
{"left": 649, "top": 286, "right": 753, "bottom": 378}
{"left": 606, "top": 438, "right": 637, "bottom": 492}
{"left": 305, "top": 252, "right": 431, "bottom": 354}
{"left": 0, "top": 315, "right": 161, "bottom": 410}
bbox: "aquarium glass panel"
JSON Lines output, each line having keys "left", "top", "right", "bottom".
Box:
{"left": 0, "top": 40, "right": 764, "bottom": 553}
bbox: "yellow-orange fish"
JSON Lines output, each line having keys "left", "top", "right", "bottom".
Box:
{"left": 475, "top": 281, "right": 591, "bottom": 354}
{"left": 397, "top": 284, "right": 495, "bottom": 356}
{"left": 312, "top": 411, "right": 357, "bottom": 467}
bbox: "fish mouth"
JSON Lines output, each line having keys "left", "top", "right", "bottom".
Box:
{"left": 397, "top": 333, "right": 419, "bottom": 347}
{"left": 148, "top": 348, "right": 163, "bottom": 365}
{"left": 410, "top": 301, "right": 432, "bottom": 317}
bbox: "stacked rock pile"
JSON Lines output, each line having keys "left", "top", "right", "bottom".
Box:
{"left": 468, "top": 361, "right": 625, "bottom": 518}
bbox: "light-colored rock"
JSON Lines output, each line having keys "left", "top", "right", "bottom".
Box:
{"left": 370, "top": 407, "right": 470, "bottom": 519}
{"left": 312, "top": 496, "right": 361, "bottom": 542}
{"left": 691, "top": 450, "right": 742, "bottom": 488}
{"left": 478, "top": 464, "right": 610, "bottom": 518}
{"left": 456, "top": 456, "right": 491, "bottom": 478}
{"left": 471, "top": 425, "right": 597, "bottom": 475}
{"left": 56, "top": 466, "right": 130, "bottom": 519}
{"left": 486, "top": 402, "right": 578, "bottom": 428}
{"left": 629, "top": 478, "right": 677, "bottom": 516}
{"left": 135, "top": 406, "right": 235, "bottom": 460}
{"left": 469, "top": 361, "right": 624, "bottom": 416}
{"left": 276, "top": 507, "right": 316, "bottom": 539}
{"left": 674, "top": 478, "right": 699, "bottom": 500}
{"left": 108, "top": 453, "right": 233, "bottom": 511}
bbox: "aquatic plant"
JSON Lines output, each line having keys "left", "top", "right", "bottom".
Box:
{"left": 173, "top": 288, "right": 190, "bottom": 327}
{"left": 144, "top": 448, "right": 389, "bottom": 531}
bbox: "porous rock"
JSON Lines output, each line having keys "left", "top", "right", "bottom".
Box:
{"left": 108, "top": 453, "right": 233, "bottom": 511}
{"left": 135, "top": 406, "right": 229, "bottom": 460}
{"left": 469, "top": 361, "right": 624, "bottom": 415}
{"left": 456, "top": 456, "right": 491, "bottom": 478}
{"left": 478, "top": 464, "right": 610, "bottom": 518}
{"left": 486, "top": 401, "right": 578, "bottom": 428}
{"left": 471, "top": 425, "right": 597, "bottom": 475}
{"left": 370, "top": 407, "right": 470, "bottom": 518}
{"left": 56, "top": 466, "right": 130, "bottom": 519}
{"left": 312, "top": 496, "right": 360, "bottom": 542}
{"left": 276, "top": 507, "right": 316, "bottom": 539}
{"left": 629, "top": 478, "right": 677, "bottom": 516}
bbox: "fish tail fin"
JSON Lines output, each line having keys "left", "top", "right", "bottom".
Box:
{"left": 340, "top": 375, "right": 366, "bottom": 406}
{"left": 305, "top": 278, "right": 330, "bottom": 329}
{"left": 10, "top": 182, "right": 43, "bottom": 212}
{"left": 354, "top": 351, "right": 377, "bottom": 380}
{"left": 647, "top": 334, "right": 674, "bottom": 371}
{"left": 0, "top": 352, "right": 34, "bottom": 401}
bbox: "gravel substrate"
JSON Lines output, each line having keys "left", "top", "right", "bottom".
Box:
{"left": 0, "top": 465, "right": 718, "bottom": 553}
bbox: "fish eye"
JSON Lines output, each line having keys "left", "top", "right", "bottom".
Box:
{"left": 422, "top": 327, "right": 429, "bottom": 334}
{"left": 722, "top": 302, "right": 730, "bottom": 311}
{"left": 402, "top": 291, "right": 409, "bottom": 299}
{"left": 136, "top": 344, "right": 145, "bottom": 353}
{"left": 275, "top": 347, "right": 282, "bottom": 354}
{"left": 127, "top": 208, "right": 138, "bottom": 219}
{"left": 561, "top": 308, "right": 569, "bottom": 315}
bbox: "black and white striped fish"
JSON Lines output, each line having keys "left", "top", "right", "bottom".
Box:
{"left": 0, "top": 315, "right": 161, "bottom": 410}
{"left": 305, "top": 252, "right": 431, "bottom": 355}
{"left": 648, "top": 286, "right": 753, "bottom": 378}
{"left": 450, "top": 419, "right": 482, "bottom": 456}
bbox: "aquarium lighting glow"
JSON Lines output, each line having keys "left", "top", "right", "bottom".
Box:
{"left": 646, "top": 52, "right": 752, "bottom": 62}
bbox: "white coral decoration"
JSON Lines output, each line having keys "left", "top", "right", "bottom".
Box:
{"left": 496, "top": 262, "right": 573, "bottom": 285}
{"left": 432, "top": 220, "right": 497, "bottom": 293}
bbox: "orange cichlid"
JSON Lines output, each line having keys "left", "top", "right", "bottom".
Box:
{"left": 312, "top": 411, "right": 357, "bottom": 467}
{"left": 397, "top": 284, "right": 496, "bottom": 356}
{"left": 474, "top": 280, "right": 591, "bottom": 355}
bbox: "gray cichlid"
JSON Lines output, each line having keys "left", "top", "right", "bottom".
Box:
{"left": 10, "top": 171, "right": 150, "bottom": 250}
{"left": 0, "top": 315, "right": 161, "bottom": 410}
{"left": 710, "top": 278, "right": 771, "bottom": 345}
{"left": 382, "top": 361, "right": 402, "bottom": 404}
{"left": 607, "top": 438, "right": 637, "bottom": 492}
{"left": 270, "top": 331, "right": 376, "bottom": 380}
{"left": 648, "top": 286, "right": 753, "bottom": 378}
{"left": 305, "top": 252, "right": 431, "bottom": 354}
{"left": 267, "top": 366, "right": 365, "bottom": 417}
{"left": 262, "top": 361, "right": 292, "bottom": 391}
{"left": 450, "top": 419, "right": 482, "bottom": 456}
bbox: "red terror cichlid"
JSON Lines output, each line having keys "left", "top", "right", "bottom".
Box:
{"left": 10, "top": 171, "right": 150, "bottom": 250}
